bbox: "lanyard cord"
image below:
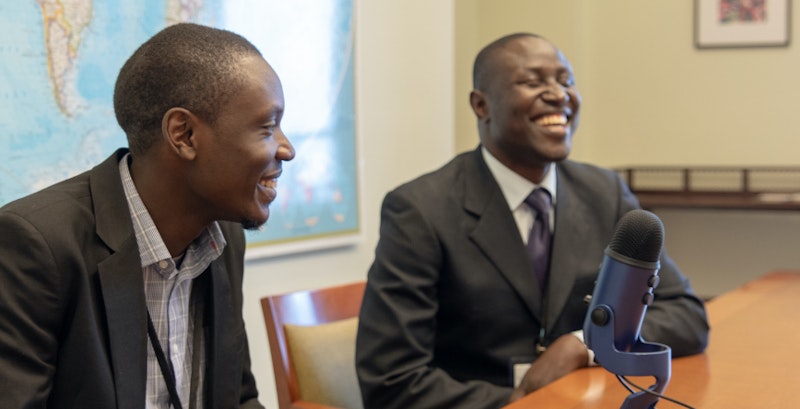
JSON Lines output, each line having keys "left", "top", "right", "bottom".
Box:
{"left": 147, "top": 310, "right": 184, "bottom": 409}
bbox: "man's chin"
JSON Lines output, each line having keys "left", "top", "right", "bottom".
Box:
{"left": 240, "top": 206, "right": 270, "bottom": 231}
{"left": 539, "top": 149, "right": 569, "bottom": 164}
{"left": 547, "top": 143, "right": 571, "bottom": 162}
{"left": 241, "top": 217, "right": 268, "bottom": 231}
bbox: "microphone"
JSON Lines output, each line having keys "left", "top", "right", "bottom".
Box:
{"left": 583, "top": 209, "right": 672, "bottom": 409}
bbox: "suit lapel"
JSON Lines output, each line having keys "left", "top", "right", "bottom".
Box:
{"left": 545, "top": 163, "right": 592, "bottom": 333}
{"left": 92, "top": 150, "right": 148, "bottom": 409}
{"left": 98, "top": 240, "right": 148, "bottom": 409}
{"left": 463, "top": 149, "right": 544, "bottom": 319}
{"left": 207, "top": 256, "right": 237, "bottom": 408}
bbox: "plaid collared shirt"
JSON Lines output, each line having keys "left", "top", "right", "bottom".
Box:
{"left": 119, "top": 154, "right": 226, "bottom": 409}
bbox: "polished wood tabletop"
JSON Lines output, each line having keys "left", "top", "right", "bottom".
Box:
{"left": 504, "top": 270, "right": 800, "bottom": 408}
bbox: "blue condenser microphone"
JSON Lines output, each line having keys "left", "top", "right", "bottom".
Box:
{"left": 583, "top": 209, "right": 671, "bottom": 409}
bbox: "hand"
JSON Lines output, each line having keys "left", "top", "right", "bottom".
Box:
{"left": 508, "top": 333, "right": 589, "bottom": 403}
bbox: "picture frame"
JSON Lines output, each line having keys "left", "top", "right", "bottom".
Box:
{"left": 695, "top": 0, "right": 791, "bottom": 49}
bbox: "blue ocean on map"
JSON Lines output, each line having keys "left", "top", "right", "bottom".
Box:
{"left": 0, "top": 0, "right": 358, "bottom": 257}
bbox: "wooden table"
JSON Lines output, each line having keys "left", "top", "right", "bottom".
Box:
{"left": 504, "top": 270, "right": 800, "bottom": 408}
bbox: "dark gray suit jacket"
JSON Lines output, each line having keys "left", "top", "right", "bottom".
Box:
{"left": 0, "top": 149, "right": 263, "bottom": 409}
{"left": 356, "top": 148, "right": 709, "bottom": 409}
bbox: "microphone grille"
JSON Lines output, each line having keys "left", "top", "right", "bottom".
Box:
{"left": 608, "top": 209, "right": 664, "bottom": 263}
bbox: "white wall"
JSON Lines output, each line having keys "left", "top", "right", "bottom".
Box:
{"left": 579, "top": 0, "right": 800, "bottom": 167}
{"left": 242, "top": 1, "right": 456, "bottom": 407}
{"left": 454, "top": 0, "right": 800, "bottom": 299}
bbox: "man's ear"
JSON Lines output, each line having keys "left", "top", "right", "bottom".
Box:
{"left": 469, "top": 90, "right": 490, "bottom": 124}
{"left": 162, "top": 107, "right": 198, "bottom": 160}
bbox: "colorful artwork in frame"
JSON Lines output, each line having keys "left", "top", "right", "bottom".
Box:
{"left": 695, "top": 0, "right": 791, "bottom": 48}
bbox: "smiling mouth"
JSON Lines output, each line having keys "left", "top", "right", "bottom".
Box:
{"left": 259, "top": 178, "right": 278, "bottom": 189}
{"left": 534, "top": 113, "right": 568, "bottom": 126}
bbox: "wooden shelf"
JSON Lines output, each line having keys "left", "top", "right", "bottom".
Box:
{"left": 617, "top": 167, "right": 800, "bottom": 211}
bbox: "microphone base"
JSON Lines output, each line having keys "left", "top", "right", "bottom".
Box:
{"left": 619, "top": 389, "right": 661, "bottom": 409}
{"left": 585, "top": 305, "right": 672, "bottom": 409}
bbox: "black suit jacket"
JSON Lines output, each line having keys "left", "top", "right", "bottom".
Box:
{"left": 0, "top": 149, "right": 263, "bottom": 409}
{"left": 356, "top": 148, "right": 709, "bottom": 409}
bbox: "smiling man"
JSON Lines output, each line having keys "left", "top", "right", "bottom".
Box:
{"left": 0, "top": 23, "right": 294, "bottom": 408}
{"left": 355, "top": 33, "right": 709, "bottom": 409}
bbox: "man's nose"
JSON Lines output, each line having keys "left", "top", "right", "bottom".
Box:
{"left": 276, "top": 129, "right": 296, "bottom": 161}
{"left": 541, "top": 83, "right": 569, "bottom": 104}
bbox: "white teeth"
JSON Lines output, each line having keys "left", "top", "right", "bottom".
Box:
{"left": 535, "top": 114, "right": 567, "bottom": 126}
{"left": 260, "top": 179, "right": 277, "bottom": 188}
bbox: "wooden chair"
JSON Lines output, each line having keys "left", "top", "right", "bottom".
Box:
{"left": 261, "top": 281, "right": 366, "bottom": 409}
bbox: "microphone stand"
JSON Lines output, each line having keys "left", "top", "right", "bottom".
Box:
{"left": 587, "top": 306, "right": 672, "bottom": 409}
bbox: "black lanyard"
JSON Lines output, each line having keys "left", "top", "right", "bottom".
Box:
{"left": 146, "top": 272, "right": 208, "bottom": 409}
{"left": 147, "top": 310, "right": 185, "bottom": 409}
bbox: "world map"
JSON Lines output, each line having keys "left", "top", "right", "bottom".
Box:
{"left": 0, "top": 0, "right": 358, "bottom": 258}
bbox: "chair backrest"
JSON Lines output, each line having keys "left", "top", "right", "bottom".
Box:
{"left": 261, "top": 281, "right": 366, "bottom": 409}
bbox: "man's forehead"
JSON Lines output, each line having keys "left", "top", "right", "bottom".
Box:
{"left": 500, "top": 37, "right": 560, "bottom": 60}
{"left": 497, "top": 38, "right": 572, "bottom": 71}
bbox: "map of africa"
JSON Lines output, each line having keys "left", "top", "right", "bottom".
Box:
{"left": 0, "top": 0, "right": 358, "bottom": 258}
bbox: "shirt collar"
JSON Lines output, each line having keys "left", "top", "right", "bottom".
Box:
{"left": 481, "top": 146, "right": 557, "bottom": 211}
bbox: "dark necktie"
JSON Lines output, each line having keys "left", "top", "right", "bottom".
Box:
{"left": 525, "top": 188, "right": 552, "bottom": 290}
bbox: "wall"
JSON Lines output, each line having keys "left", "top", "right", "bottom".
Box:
{"left": 242, "top": 1, "right": 455, "bottom": 407}
{"left": 454, "top": 0, "right": 800, "bottom": 299}
{"left": 581, "top": 0, "right": 800, "bottom": 167}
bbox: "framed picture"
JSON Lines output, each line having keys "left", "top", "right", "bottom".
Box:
{"left": 695, "top": 0, "right": 791, "bottom": 48}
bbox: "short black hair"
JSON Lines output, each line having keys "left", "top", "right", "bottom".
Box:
{"left": 472, "top": 32, "right": 542, "bottom": 91}
{"left": 113, "top": 23, "right": 263, "bottom": 156}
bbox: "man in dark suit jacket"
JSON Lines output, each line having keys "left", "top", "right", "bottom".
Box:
{"left": 355, "top": 33, "right": 709, "bottom": 409}
{"left": 0, "top": 23, "right": 295, "bottom": 408}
